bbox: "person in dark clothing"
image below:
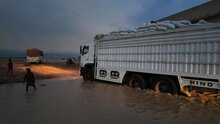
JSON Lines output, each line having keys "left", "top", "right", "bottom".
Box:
{"left": 23, "top": 68, "right": 36, "bottom": 92}
{"left": 7, "top": 59, "right": 13, "bottom": 75}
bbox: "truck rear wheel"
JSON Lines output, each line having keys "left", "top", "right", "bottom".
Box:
{"left": 153, "top": 77, "right": 178, "bottom": 94}
{"left": 127, "top": 74, "right": 145, "bottom": 89}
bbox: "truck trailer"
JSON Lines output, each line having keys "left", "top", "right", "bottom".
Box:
{"left": 80, "top": 21, "right": 220, "bottom": 96}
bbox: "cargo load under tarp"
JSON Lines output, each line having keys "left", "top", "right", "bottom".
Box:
{"left": 26, "top": 48, "right": 44, "bottom": 57}
{"left": 26, "top": 48, "right": 44, "bottom": 63}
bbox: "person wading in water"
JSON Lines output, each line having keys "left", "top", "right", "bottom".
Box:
{"left": 7, "top": 59, "right": 13, "bottom": 76}
{"left": 23, "top": 68, "right": 36, "bottom": 92}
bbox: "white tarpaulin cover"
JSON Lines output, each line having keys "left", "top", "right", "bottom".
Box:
{"left": 94, "top": 20, "right": 212, "bottom": 40}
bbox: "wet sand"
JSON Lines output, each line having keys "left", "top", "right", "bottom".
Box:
{"left": 0, "top": 78, "right": 220, "bottom": 124}
{"left": 0, "top": 59, "right": 79, "bottom": 84}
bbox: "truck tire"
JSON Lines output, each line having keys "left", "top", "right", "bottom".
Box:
{"left": 83, "top": 69, "right": 94, "bottom": 81}
{"left": 153, "top": 77, "right": 178, "bottom": 94}
{"left": 127, "top": 74, "right": 145, "bottom": 89}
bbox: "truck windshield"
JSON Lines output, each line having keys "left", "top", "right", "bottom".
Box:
{"left": 82, "top": 46, "right": 89, "bottom": 55}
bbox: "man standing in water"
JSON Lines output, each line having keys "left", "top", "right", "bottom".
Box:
{"left": 7, "top": 59, "right": 13, "bottom": 76}
{"left": 23, "top": 68, "right": 36, "bottom": 92}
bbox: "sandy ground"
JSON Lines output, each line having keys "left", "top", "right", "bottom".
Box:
{"left": 0, "top": 59, "right": 80, "bottom": 84}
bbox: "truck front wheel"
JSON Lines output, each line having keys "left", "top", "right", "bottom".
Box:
{"left": 83, "top": 69, "right": 94, "bottom": 81}
{"left": 127, "top": 74, "right": 145, "bottom": 89}
{"left": 153, "top": 77, "right": 178, "bottom": 94}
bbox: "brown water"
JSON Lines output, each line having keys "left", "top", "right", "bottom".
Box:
{"left": 0, "top": 78, "right": 220, "bottom": 124}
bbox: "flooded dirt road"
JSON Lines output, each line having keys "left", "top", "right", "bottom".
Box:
{"left": 0, "top": 78, "right": 220, "bottom": 124}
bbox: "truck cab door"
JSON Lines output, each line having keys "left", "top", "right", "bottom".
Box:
{"left": 80, "top": 44, "right": 94, "bottom": 67}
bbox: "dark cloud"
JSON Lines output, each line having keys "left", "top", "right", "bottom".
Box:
{"left": 0, "top": 0, "right": 82, "bottom": 53}
{"left": 128, "top": 0, "right": 208, "bottom": 26}
{"left": 0, "top": 0, "right": 79, "bottom": 36}
{"left": 0, "top": 0, "right": 208, "bottom": 54}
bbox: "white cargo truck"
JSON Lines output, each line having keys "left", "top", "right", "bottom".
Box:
{"left": 80, "top": 22, "right": 220, "bottom": 95}
{"left": 26, "top": 48, "right": 44, "bottom": 63}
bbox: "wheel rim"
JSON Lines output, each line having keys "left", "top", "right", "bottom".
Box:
{"left": 86, "top": 74, "right": 90, "bottom": 79}
{"left": 83, "top": 73, "right": 90, "bottom": 80}
{"left": 85, "top": 71, "right": 94, "bottom": 80}
{"left": 129, "top": 79, "right": 140, "bottom": 88}
{"left": 158, "top": 81, "right": 171, "bottom": 93}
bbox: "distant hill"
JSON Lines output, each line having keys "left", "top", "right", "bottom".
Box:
{"left": 0, "top": 50, "right": 25, "bottom": 58}
{"left": 44, "top": 52, "right": 79, "bottom": 59}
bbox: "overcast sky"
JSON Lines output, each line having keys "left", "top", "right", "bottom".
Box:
{"left": 0, "top": 0, "right": 208, "bottom": 54}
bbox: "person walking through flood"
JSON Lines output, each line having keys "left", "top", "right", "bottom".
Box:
{"left": 23, "top": 68, "right": 36, "bottom": 92}
{"left": 7, "top": 59, "right": 13, "bottom": 76}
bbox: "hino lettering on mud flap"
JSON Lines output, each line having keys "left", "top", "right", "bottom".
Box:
{"left": 182, "top": 79, "right": 220, "bottom": 89}
{"left": 190, "top": 80, "right": 213, "bottom": 87}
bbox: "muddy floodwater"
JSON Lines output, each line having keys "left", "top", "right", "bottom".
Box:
{"left": 0, "top": 77, "right": 220, "bottom": 124}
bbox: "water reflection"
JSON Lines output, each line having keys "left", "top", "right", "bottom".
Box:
{"left": 0, "top": 78, "right": 220, "bottom": 124}
{"left": 80, "top": 80, "right": 220, "bottom": 123}
{"left": 25, "top": 91, "right": 37, "bottom": 103}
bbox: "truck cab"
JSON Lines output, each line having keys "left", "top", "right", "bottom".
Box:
{"left": 80, "top": 43, "right": 95, "bottom": 80}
